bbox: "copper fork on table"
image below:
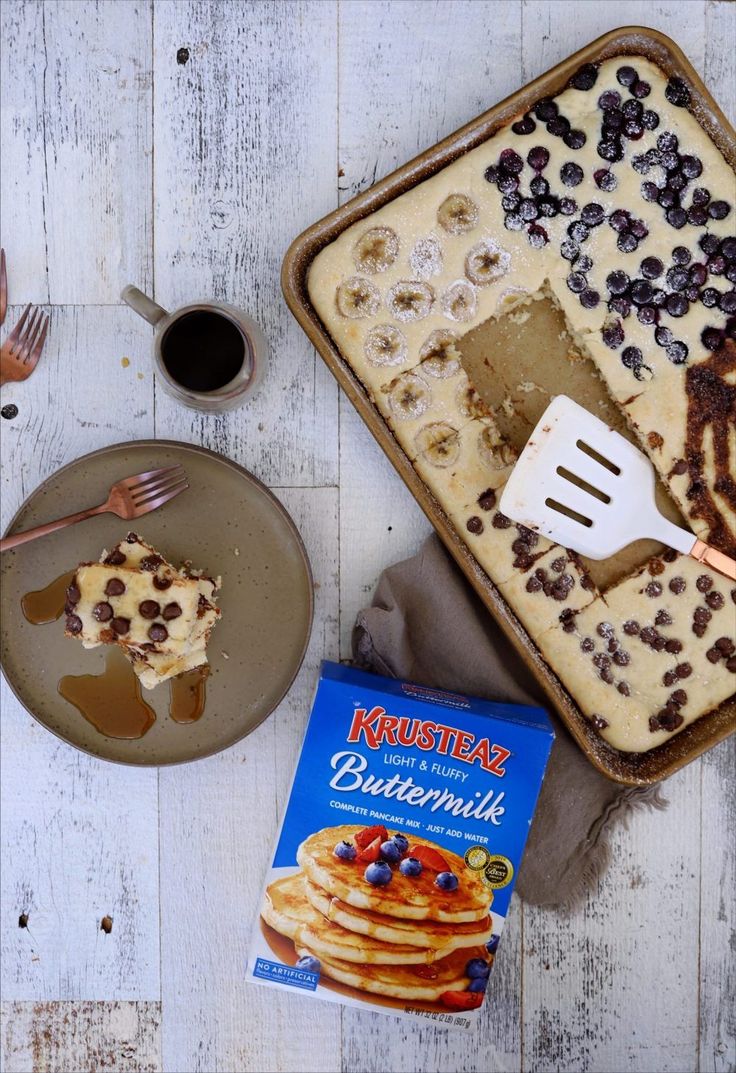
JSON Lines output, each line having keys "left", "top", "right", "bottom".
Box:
{"left": 0, "top": 466, "right": 189, "bottom": 552}
{"left": 0, "top": 303, "right": 50, "bottom": 386}
{"left": 0, "top": 249, "right": 7, "bottom": 326}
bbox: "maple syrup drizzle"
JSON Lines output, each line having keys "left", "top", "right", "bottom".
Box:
{"left": 169, "top": 665, "right": 209, "bottom": 723}
{"left": 58, "top": 648, "right": 156, "bottom": 739}
{"left": 21, "top": 571, "right": 75, "bottom": 624}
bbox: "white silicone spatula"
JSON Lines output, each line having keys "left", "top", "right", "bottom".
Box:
{"left": 499, "top": 395, "right": 736, "bottom": 581}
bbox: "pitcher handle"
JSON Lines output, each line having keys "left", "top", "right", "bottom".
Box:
{"left": 121, "top": 285, "right": 169, "bottom": 326}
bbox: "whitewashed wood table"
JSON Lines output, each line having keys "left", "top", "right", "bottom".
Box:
{"left": 0, "top": 2, "right": 734, "bottom": 1071}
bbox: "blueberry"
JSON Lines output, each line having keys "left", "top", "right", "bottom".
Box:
{"left": 641, "top": 256, "right": 664, "bottom": 279}
{"left": 665, "top": 76, "right": 691, "bottom": 108}
{"left": 511, "top": 115, "right": 536, "bottom": 136}
{"left": 650, "top": 287, "right": 667, "bottom": 307}
{"left": 577, "top": 255, "right": 593, "bottom": 272}
{"left": 641, "top": 181, "right": 660, "bottom": 202}
{"left": 547, "top": 115, "right": 571, "bottom": 137}
{"left": 658, "top": 131, "right": 678, "bottom": 152}
{"left": 534, "top": 98, "right": 558, "bottom": 121}
{"left": 564, "top": 129, "right": 587, "bottom": 150}
{"left": 296, "top": 954, "right": 321, "bottom": 973}
{"left": 632, "top": 80, "right": 651, "bottom": 99}
{"left": 667, "top": 207, "right": 687, "bottom": 229}
{"left": 720, "top": 238, "right": 736, "bottom": 260}
{"left": 435, "top": 871, "right": 459, "bottom": 892}
{"left": 687, "top": 206, "right": 708, "bottom": 226}
{"left": 666, "top": 293, "right": 689, "bottom": 317}
{"left": 504, "top": 212, "right": 524, "bottom": 231}
{"left": 618, "top": 231, "right": 639, "bottom": 254}
{"left": 527, "top": 224, "right": 549, "bottom": 248}
{"left": 568, "top": 220, "right": 589, "bottom": 243}
{"left": 642, "top": 109, "right": 660, "bottom": 130}
{"left": 637, "top": 305, "right": 657, "bottom": 325}
{"left": 598, "top": 90, "right": 621, "bottom": 111}
{"left": 622, "top": 345, "right": 643, "bottom": 369}
{"left": 484, "top": 165, "right": 499, "bottom": 184}
{"left": 708, "top": 200, "right": 731, "bottom": 220}
{"left": 560, "top": 162, "right": 584, "bottom": 187}
{"left": 559, "top": 197, "right": 577, "bottom": 215}
{"left": 392, "top": 834, "right": 409, "bottom": 855}
{"left": 667, "top": 267, "right": 689, "bottom": 291}
{"left": 594, "top": 168, "right": 617, "bottom": 191}
{"left": 469, "top": 977, "right": 488, "bottom": 993}
{"left": 632, "top": 154, "right": 650, "bottom": 175}
{"left": 606, "top": 269, "right": 630, "bottom": 295}
{"left": 571, "top": 63, "right": 598, "bottom": 91}
{"left": 603, "top": 110, "right": 625, "bottom": 133}
{"left": 580, "top": 289, "right": 600, "bottom": 309}
{"left": 609, "top": 209, "right": 630, "bottom": 233}
{"left": 616, "top": 65, "right": 638, "bottom": 87}
{"left": 527, "top": 145, "right": 549, "bottom": 171}
{"left": 631, "top": 279, "right": 653, "bottom": 305}
{"left": 530, "top": 175, "right": 549, "bottom": 196}
{"left": 627, "top": 121, "right": 646, "bottom": 141}
{"left": 655, "top": 326, "right": 674, "bottom": 347}
{"left": 666, "top": 340, "right": 689, "bottom": 364}
{"left": 602, "top": 319, "right": 625, "bottom": 348}
{"left": 567, "top": 272, "right": 586, "bottom": 293}
{"left": 581, "top": 202, "right": 605, "bottom": 227}
{"left": 466, "top": 957, "right": 492, "bottom": 979}
{"left": 701, "top": 327, "right": 723, "bottom": 351}
{"left": 630, "top": 219, "right": 648, "bottom": 240}
{"left": 499, "top": 148, "right": 524, "bottom": 174}
{"left": 622, "top": 98, "right": 643, "bottom": 120}
{"left": 598, "top": 140, "right": 623, "bottom": 163}
{"left": 609, "top": 296, "right": 631, "bottom": 318}
{"left": 720, "top": 291, "right": 736, "bottom": 315}
{"left": 685, "top": 285, "right": 700, "bottom": 303}
{"left": 486, "top": 934, "right": 500, "bottom": 955}
{"left": 672, "top": 245, "right": 691, "bottom": 265}
{"left": 726, "top": 264, "right": 736, "bottom": 284}
{"left": 399, "top": 856, "right": 422, "bottom": 877}
{"left": 668, "top": 171, "right": 687, "bottom": 192}
{"left": 365, "top": 861, "right": 392, "bottom": 886}
{"left": 497, "top": 173, "right": 519, "bottom": 194}
{"left": 380, "top": 840, "right": 401, "bottom": 863}
{"left": 658, "top": 188, "right": 678, "bottom": 209}
{"left": 333, "top": 840, "right": 357, "bottom": 861}
{"left": 561, "top": 241, "right": 579, "bottom": 267}
{"left": 700, "top": 233, "right": 721, "bottom": 256}
{"left": 502, "top": 192, "right": 521, "bottom": 211}
{"left": 708, "top": 255, "right": 726, "bottom": 275}
{"left": 691, "top": 187, "right": 710, "bottom": 206}
{"left": 537, "top": 196, "right": 559, "bottom": 218}
{"left": 680, "top": 155, "right": 702, "bottom": 179}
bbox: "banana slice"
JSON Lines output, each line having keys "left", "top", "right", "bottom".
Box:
{"left": 336, "top": 276, "right": 381, "bottom": 319}
{"left": 410, "top": 237, "right": 443, "bottom": 279}
{"left": 353, "top": 227, "right": 399, "bottom": 273}
{"left": 457, "top": 382, "right": 492, "bottom": 421}
{"left": 442, "top": 280, "right": 477, "bottom": 323}
{"left": 419, "top": 330, "right": 460, "bottom": 379}
{"left": 478, "top": 422, "right": 517, "bottom": 469}
{"left": 386, "top": 372, "right": 431, "bottom": 420}
{"left": 386, "top": 280, "right": 434, "bottom": 322}
{"left": 465, "top": 240, "right": 510, "bottom": 286}
{"left": 437, "top": 194, "right": 479, "bottom": 235}
{"left": 414, "top": 423, "right": 461, "bottom": 468}
{"left": 364, "top": 324, "right": 408, "bottom": 367}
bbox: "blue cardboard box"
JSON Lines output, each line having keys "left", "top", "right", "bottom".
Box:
{"left": 247, "top": 661, "right": 553, "bottom": 1029}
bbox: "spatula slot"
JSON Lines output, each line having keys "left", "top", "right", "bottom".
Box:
{"left": 556, "top": 465, "right": 611, "bottom": 504}
{"left": 576, "top": 439, "right": 621, "bottom": 475}
{"left": 545, "top": 497, "right": 593, "bottom": 528}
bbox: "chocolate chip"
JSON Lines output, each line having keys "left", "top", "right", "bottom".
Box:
{"left": 663, "top": 549, "right": 678, "bottom": 563}
{"left": 104, "top": 549, "right": 126, "bottom": 565}
{"left": 648, "top": 558, "right": 665, "bottom": 576}
{"left": 693, "top": 623, "right": 707, "bottom": 639}
{"left": 618, "top": 681, "right": 631, "bottom": 696}
{"left": 139, "top": 600, "right": 161, "bottom": 619}
{"left": 590, "top": 715, "right": 609, "bottom": 730}
{"left": 696, "top": 575, "right": 713, "bottom": 593}
{"left": 126, "top": 532, "right": 139, "bottom": 543}
{"left": 66, "top": 581, "right": 80, "bottom": 606}
{"left": 551, "top": 556, "right": 566, "bottom": 573}
{"left": 645, "top": 581, "right": 662, "bottom": 597}
{"left": 663, "top": 669, "right": 678, "bottom": 686}
{"left": 516, "top": 525, "right": 539, "bottom": 546}
{"left": 665, "top": 638, "right": 683, "bottom": 654}
{"left": 597, "top": 622, "right": 614, "bottom": 638}
{"left": 112, "top": 617, "right": 131, "bottom": 635}
{"left": 652, "top": 635, "right": 666, "bottom": 651}
{"left": 514, "top": 552, "right": 534, "bottom": 571}
{"left": 727, "top": 657, "right": 736, "bottom": 673}
{"left": 492, "top": 512, "right": 511, "bottom": 529}
{"left": 581, "top": 637, "right": 595, "bottom": 652}
{"left": 561, "top": 615, "right": 576, "bottom": 632}
{"left": 648, "top": 715, "right": 660, "bottom": 733}
{"left": 600, "top": 667, "right": 614, "bottom": 683}
{"left": 705, "top": 591, "right": 724, "bottom": 610}
{"left": 550, "top": 575, "right": 574, "bottom": 600}
{"left": 153, "top": 575, "right": 173, "bottom": 591}
{"left": 607, "top": 638, "right": 619, "bottom": 653}
{"left": 640, "top": 626, "right": 657, "bottom": 645}
{"left": 657, "top": 707, "right": 684, "bottom": 732}
{"left": 706, "top": 646, "right": 722, "bottom": 663}
{"left": 670, "top": 689, "right": 687, "bottom": 707}
{"left": 668, "top": 577, "right": 686, "bottom": 594}
{"left": 623, "top": 620, "right": 640, "bottom": 636}
{"left": 66, "top": 614, "right": 83, "bottom": 635}
{"left": 93, "top": 602, "right": 113, "bottom": 622}
{"left": 655, "top": 609, "right": 673, "bottom": 626}
{"left": 715, "top": 637, "right": 735, "bottom": 655}
{"left": 148, "top": 623, "right": 168, "bottom": 642}
{"left": 526, "top": 576, "right": 543, "bottom": 593}
{"left": 613, "top": 650, "right": 630, "bottom": 666}
{"left": 162, "top": 602, "right": 182, "bottom": 620}
{"left": 105, "top": 578, "right": 126, "bottom": 597}
{"left": 672, "top": 459, "right": 687, "bottom": 476}
{"left": 477, "top": 488, "right": 496, "bottom": 511}
{"left": 675, "top": 662, "right": 692, "bottom": 679}
{"left": 140, "top": 554, "right": 163, "bottom": 572}
{"left": 693, "top": 606, "right": 711, "bottom": 625}
{"left": 512, "top": 537, "right": 531, "bottom": 554}
{"left": 593, "top": 653, "right": 611, "bottom": 670}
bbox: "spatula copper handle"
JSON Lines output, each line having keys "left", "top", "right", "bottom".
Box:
{"left": 690, "top": 539, "right": 736, "bottom": 582}
{"left": 0, "top": 503, "right": 108, "bottom": 552}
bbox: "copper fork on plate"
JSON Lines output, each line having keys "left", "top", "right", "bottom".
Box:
{"left": 0, "top": 303, "right": 50, "bottom": 386}
{"left": 0, "top": 466, "right": 189, "bottom": 552}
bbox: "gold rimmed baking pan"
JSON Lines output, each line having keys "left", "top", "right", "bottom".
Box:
{"left": 281, "top": 26, "right": 735, "bottom": 785}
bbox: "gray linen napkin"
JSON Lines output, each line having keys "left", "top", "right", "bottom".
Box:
{"left": 352, "top": 534, "right": 667, "bottom": 908}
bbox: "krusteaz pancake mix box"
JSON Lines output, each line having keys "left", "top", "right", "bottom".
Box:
{"left": 247, "top": 661, "right": 554, "bottom": 1029}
